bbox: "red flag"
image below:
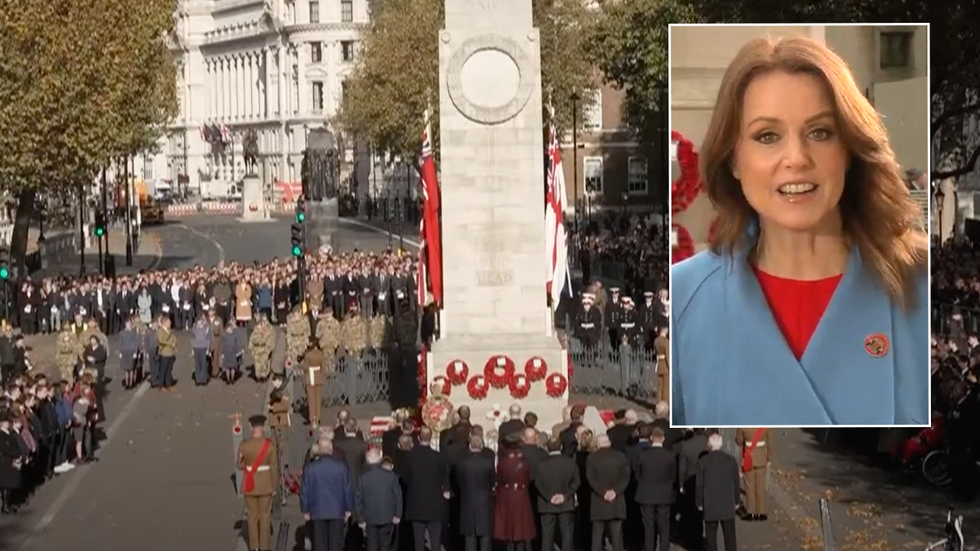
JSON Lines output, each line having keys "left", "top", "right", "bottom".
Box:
{"left": 417, "top": 110, "right": 443, "bottom": 307}
{"left": 544, "top": 103, "right": 570, "bottom": 304}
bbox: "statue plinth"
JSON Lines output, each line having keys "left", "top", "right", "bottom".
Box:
{"left": 307, "top": 198, "right": 339, "bottom": 251}
{"left": 239, "top": 175, "right": 269, "bottom": 222}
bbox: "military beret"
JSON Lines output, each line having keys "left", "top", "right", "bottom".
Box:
{"left": 610, "top": 287, "right": 621, "bottom": 293}
{"left": 248, "top": 414, "right": 267, "bottom": 427}
{"left": 643, "top": 291, "right": 654, "bottom": 297}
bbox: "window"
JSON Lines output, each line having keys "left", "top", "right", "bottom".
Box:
{"left": 582, "top": 89, "right": 602, "bottom": 130}
{"left": 341, "top": 0, "right": 353, "bottom": 22}
{"left": 880, "top": 31, "right": 912, "bottom": 69}
{"left": 310, "top": 42, "right": 322, "bottom": 63}
{"left": 308, "top": 1, "right": 319, "bottom": 23}
{"left": 584, "top": 157, "right": 603, "bottom": 194}
{"left": 341, "top": 40, "right": 355, "bottom": 62}
{"left": 311, "top": 81, "right": 324, "bottom": 113}
{"left": 627, "top": 157, "right": 648, "bottom": 193}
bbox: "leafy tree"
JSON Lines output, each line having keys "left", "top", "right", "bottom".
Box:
{"left": 0, "top": 0, "right": 177, "bottom": 267}
{"left": 338, "top": 0, "right": 598, "bottom": 163}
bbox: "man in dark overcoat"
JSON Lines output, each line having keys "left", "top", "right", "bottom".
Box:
{"left": 675, "top": 428, "right": 709, "bottom": 549}
{"left": 634, "top": 426, "right": 677, "bottom": 551}
{"left": 533, "top": 438, "right": 579, "bottom": 551}
{"left": 455, "top": 434, "right": 496, "bottom": 551}
{"left": 355, "top": 448, "right": 402, "bottom": 551}
{"left": 586, "top": 434, "right": 631, "bottom": 551}
{"left": 696, "top": 433, "right": 740, "bottom": 551}
{"left": 403, "top": 427, "right": 449, "bottom": 551}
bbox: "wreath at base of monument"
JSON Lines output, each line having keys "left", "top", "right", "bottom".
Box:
{"left": 524, "top": 357, "right": 547, "bottom": 382}
{"left": 417, "top": 347, "right": 428, "bottom": 403}
{"left": 467, "top": 375, "right": 489, "bottom": 400}
{"left": 509, "top": 373, "right": 531, "bottom": 399}
{"left": 484, "top": 356, "right": 515, "bottom": 389}
{"left": 545, "top": 372, "right": 568, "bottom": 398}
{"left": 432, "top": 375, "right": 452, "bottom": 397}
{"left": 446, "top": 359, "right": 469, "bottom": 385}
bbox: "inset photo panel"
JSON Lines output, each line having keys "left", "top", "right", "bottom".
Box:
{"left": 668, "top": 24, "right": 931, "bottom": 428}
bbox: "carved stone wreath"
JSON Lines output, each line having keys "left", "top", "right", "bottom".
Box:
{"left": 445, "top": 33, "right": 534, "bottom": 126}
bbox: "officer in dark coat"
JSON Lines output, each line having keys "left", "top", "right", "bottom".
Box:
{"left": 534, "top": 438, "right": 579, "bottom": 551}
{"left": 696, "top": 433, "right": 740, "bottom": 551}
{"left": 676, "top": 428, "right": 709, "bottom": 549}
{"left": 403, "top": 427, "right": 449, "bottom": 551}
{"left": 0, "top": 412, "right": 22, "bottom": 513}
{"left": 634, "top": 427, "right": 677, "bottom": 551}
{"left": 455, "top": 434, "right": 496, "bottom": 551}
{"left": 575, "top": 295, "right": 603, "bottom": 348}
{"left": 586, "top": 434, "right": 631, "bottom": 551}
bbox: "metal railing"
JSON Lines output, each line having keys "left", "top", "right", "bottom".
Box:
{"left": 566, "top": 336, "right": 658, "bottom": 403}
{"left": 934, "top": 303, "right": 980, "bottom": 336}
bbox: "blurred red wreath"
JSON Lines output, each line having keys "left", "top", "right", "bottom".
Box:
{"left": 484, "top": 356, "right": 515, "bottom": 389}
{"left": 671, "top": 130, "right": 702, "bottom": 215}
{"left": 672, "top": 224, "right": 695, "bottom": 265}
{"left": 417, "top": 346, "right": 428, "bottom": 403}
{"left": 432, "top": 375, "right": 451, "bottom": 396}
{"left": 446, "top": 359, "right": 469, "bottom": 385}
{"left": 467, "top": 375, "right": 489, "bottom": 400}
{"left": 509, "top": 373, "right": 531, "bottom": 399}
{"left": 545, "top": 372, "right": 568, "bottom": 398}
{"left": 524, "top": 357, "right": 547, "bottom": 382}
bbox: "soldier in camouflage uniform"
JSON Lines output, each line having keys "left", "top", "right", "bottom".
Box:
{"left": 315, "top": 311, "right": 340, "bottom": 359}
{"left": 369, "top": 313, "right": 390, "bottom": 349}
{"left": 339, "top": 302, "right": 368, "bottom": 357}
{"left": 285, "top": 307, "right": 310, "bottom": 367}
{"left": 248, "top": 313, "right": 276, "bottom": 381}
{"left": 55, "top": 324, "right": 79, "bottom": 384}
{"left": 208, "top": 309, "right": 224, "bottom": 378}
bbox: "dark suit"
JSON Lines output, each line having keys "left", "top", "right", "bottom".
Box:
{"left": 455, "top": 448, "right": 495, "bottom": 551}
{"left": 403, "top": 445, "right": 449, "bottom": 551}
{"left": 534, "top": 453, "right": 579, "bottom": 551}
{"left": 586, "top": 447, "right": 631, "bottom": 551}
{"left": 634, "top": 444, "right": 677, "bottom": 551}
{"left": 355, "top": 465, "right": 403, "bottom": 551}
{"left": 336, "top": 434, "right": 368, "bottom": 484}
{"left": 696, "top": 450, "right": 740, "bottom": 551}
{"left": 652, "top": 417, "right": 683, "bottom": 449}
{"left": 606, "top": 423, "right": 635, "bottom": 453}
{"left": 676, "top": 433, "right": 709, "bottom": 548}
{"left": 498, "top": 419, "right": 524, "bottom": 442}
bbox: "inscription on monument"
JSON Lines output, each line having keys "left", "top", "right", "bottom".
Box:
{"left": 475, "top": 233, "right": 515, "bottom": 287}
{"left": 476, "top": 0, "right": 497, "bottom": 10}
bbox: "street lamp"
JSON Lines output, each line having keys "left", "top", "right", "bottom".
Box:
{"left": 934, "top": 183, "right": 946, "bottom": 239}
{"left": 386, "top": 189, "right": 393, "bottom": 249}
{"left": 570, "top": 92, "right": 580, "bottom": 233}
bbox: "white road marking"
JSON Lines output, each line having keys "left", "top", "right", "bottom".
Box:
{"left": 340, "top": 218, "right": 421, "bottom": 248}
{"left": 175, "top": 222, "right": 227, "bottom": 264}
{"left": 19, "top": 382, "right": 151, "bottom": 550}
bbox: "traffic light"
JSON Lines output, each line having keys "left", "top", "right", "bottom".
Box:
{"left": 0, "top": 247, "right": 9, "bottom": 280}
{"left": 94, "top": 210, "right": 106, "bottom": 237}
{"left": 290, "top": 200, "right": 306, "bottom": 257}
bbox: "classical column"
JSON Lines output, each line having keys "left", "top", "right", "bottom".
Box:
{"left": 262, "top": 47, "right": 271, "bottom": 118}
{"left": 217, "top": 58, "right": 226, "bottom": 118}
{"left": 248, "top": 53, "right": 256, "bottom": 118}
{"left": 233, "top": 55, "right": 241, "bottom": 119}
{"left": 208, "top": 60, "right": 217, "bottom": 120}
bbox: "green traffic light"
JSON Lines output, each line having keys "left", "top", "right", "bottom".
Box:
{"left": 95, "top": 227, "right": 105, "bottom": 237}
{"left": 291, "top": 245, "right": 302, "bottom": 257}
{"left": 0, "top": 268, "right": 8, "bottom": 279}
{"left": 296, "top": 212, "right": 305, "bottom": 223}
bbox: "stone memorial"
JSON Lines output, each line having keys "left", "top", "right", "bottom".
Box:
{"left": 302, "top": 128, "right": 340, "bottom": 251}
{"left": 240, "top": 129, "right": 270, "bottom": 222}
{"left": 428, "top": 0, "right": 568, "bottom": 429}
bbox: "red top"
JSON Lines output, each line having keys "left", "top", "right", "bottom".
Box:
{"left": 754, "top": 268, "right": 843, "bottom": 360}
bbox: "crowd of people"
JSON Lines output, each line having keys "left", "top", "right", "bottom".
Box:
{"left": 263, "top": 401, "right": 762, "bottom": 551}
{"left": 571, "top": 212, "right": 669, "bottom": 300}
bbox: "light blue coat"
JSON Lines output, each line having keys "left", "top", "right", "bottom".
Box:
{"left": 671, "top": 242, "right": 929, "bottom": 427}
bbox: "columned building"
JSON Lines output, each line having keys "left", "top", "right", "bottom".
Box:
{"left": 151, "top": 0, "right": 369, "bottom": 197}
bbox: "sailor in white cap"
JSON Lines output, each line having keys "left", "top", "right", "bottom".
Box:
{"left": 606, "top": 287, "right": 625, "bottom": 344}
{"left": 639, "top": 290, "right": 662, "bottom": 346}
{"left": 575, "top": 293, "right": 603, "bottom": 347}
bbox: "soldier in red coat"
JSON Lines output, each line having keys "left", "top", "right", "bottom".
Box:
{"left": 493, "top": 433, "right": 536, "bottom": 547}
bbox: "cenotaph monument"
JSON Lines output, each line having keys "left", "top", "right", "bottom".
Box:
{"left": 301, "top": 128, "right": 340, "bottom": 251}
{"left": 428, "top": 0, "right": 568, "bottom": 430}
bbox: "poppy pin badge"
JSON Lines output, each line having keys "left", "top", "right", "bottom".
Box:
{"left": 864, "top": 333, "right": 890, "bottom": 358}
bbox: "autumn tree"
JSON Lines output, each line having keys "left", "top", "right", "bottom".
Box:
{"left": 0, "top": 0, "right": 177, "bottom": 268}
{"left": 338, "top": 0, "right": 598, "bottom": 162}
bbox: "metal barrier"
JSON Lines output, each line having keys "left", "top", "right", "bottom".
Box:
{"left": 819, "top": 497, "right": 837, "bottom": 551}
{"left": 566, "top": 337, "right": 657, "bottom": 402}
{"left": 36, "top": 232, "right": 78, "bottom": 271}
{"left": 935, "top": 303, "right": 980, "bottom": 336}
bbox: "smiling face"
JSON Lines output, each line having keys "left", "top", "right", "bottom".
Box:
{"left": 733, "top": 70, "right": 848, "bottom": 233}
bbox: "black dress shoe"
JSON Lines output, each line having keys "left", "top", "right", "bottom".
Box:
{"left": 758, "top": 513, "right": 768, "bottom": 521}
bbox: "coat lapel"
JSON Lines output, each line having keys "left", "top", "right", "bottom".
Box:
{"left": 800, "top": 249, "right": 895, "bottom": 424}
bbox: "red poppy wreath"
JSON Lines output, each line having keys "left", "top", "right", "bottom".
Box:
{"left": 484, "top": 355, "right": 515, "bottom": 389}
{"left": 545, "top": 372, "right": 568, "bottom": 398}
{"left": 446, "top": 359, "right": 469, "bottom": 385}
{"left": 509, "top": 373, "right": 531, "bottom": 399}
{"left": 524, "top": 357, "right": 547, "bottom": 382}
{"left": 467, "top": 375, "right": 489, "bottom": 400}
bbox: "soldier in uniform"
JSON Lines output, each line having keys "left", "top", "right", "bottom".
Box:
{"left": 606, "top": 287, "right": 624, "bottom": 345}
{"left": 55, "top": 324, "right": 78, "bottom": 385}
{"left": 654, "top": 328, "right": 669, "bottom": 405}
{"left": 267, "top": 373, "right": 291, "bottom": 429}
{"left": 156, "top": 316, "right": 178, "bottom": 391}
{"left": 574, "top": 294, "right": 603, "bottom": 349}
{"left": 209, "top": 309, "right": 224, "bottom": 378}
{"left": 315, "top": 310, "right": 341, "bottom": 357}
{"left": 638, "top": 291, "right": 661, "bottom": 349}
{"left": 286, "top": 307, "right": 311, "bottom": 367}
{"left": 307, "top": 271, "right": 325, "bottom": 313}
{"left": 213, "top": 280, "right": 233, "bottom": 325}
{"left": 617, "top": 297, "right": 641, "bottom": 395}
{"left": 300, "top": 341, "right": 326, "bottom": 427}
{"left": 735, "top": 428, "right": 771, "bottom": 521}
{"left": 237, "top": 415, "right": 279, "bottom": 551}
{"left": 235, "top": 280, "right": 253, "bottom": 325}
{"left": 248, "top": 313, "right": 275, "bottom": 381}
{"left": 368, "top": 310, "right": 389, "bottom": 349}
{"left": 339, "top": 301, "right": 368, "bottom": 357}
{"left": 143, "top": 318, "right": 160, "bottom": 386}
